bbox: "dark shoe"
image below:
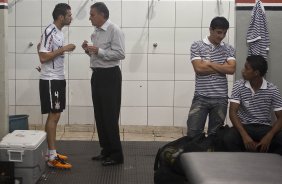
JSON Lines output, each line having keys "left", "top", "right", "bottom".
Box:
{"left": 102, "top": 157, "right": 123, "bottom": 166}
{"left": 91, "top": 155, "right": 106, "bottom": 161}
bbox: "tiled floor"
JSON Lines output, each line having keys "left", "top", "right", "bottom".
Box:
{"left": 29, "top": 124, "right": 186, "bottom": 142}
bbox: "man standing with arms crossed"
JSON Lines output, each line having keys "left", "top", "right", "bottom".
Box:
{"left": 187, "top": 17, "right": 236, "bottom": 138}
{"left": 38, "top": 3, "right": 75, "bottom": 169}
{"left": 81, "top": 2, "right": 125, "bottom": 166}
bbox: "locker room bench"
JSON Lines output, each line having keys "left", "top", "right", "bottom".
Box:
{"left": 180, "top": 152, "right": 282, "bottom": 184}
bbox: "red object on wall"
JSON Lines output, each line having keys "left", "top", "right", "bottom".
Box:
{"left": 0, "top": 0, "right": 8, "bottom": 3}
{"left": 236, "top": 0, "right": 254, "bottom": 3}
{"left": 236, "top": 0, "right": 282, "bottom": 3}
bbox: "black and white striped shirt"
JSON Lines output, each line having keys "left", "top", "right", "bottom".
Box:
{"left": 230, "top": 79, "right": 282, "bottom": 126}
{"left": 190, "top": 36, "right": 235, "bottom": 98}
{"left": 246, "top": 0, "right": 270, "bottom": 60}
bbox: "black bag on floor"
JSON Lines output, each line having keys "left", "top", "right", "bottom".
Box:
{"left": 153, "top": 125, "right": 230, "bottom": 184}
{"left": 154, "top": 133, "right": 211, "bottom": 184}
{"left": 153, "top": 136, "right": 191, "bottom": 184}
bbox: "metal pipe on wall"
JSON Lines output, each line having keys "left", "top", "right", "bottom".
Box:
{"left": 0, "top": 0, "right": 9, "bottom": 139}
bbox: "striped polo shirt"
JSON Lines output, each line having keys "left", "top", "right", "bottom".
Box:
{"left": 190, "top": 36, "right": 236, "bottom": 98}
{"left": 246, "top": 0, "right": 270, "bottom": 60}
{"left": 230, "top": 79, "right": 282, "bottom": 126}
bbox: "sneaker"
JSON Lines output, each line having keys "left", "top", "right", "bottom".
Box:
{"left": 57, "top": 153, "right": 68, "bottom": 161}
{"left": 47, "top": 156, "right": 72, "bottom": 169}
{"left": 45, "top": 153, "right": 68, "bottom": 161}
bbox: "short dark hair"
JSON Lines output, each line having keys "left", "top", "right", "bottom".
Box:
{"left": 210, "top": 16, "right": 229, "bottom": 30}
{"left": 246, "top": 55, "right": 268, "bottom": 77}
{"left": 52, "top": 3, "right": 71, "bottom": 21}
{"left": 91, "top": 2, "right": 109, "bottom": 20}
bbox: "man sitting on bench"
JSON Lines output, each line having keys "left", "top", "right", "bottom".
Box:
{"left": 224, "top": 55, "right": 282, "bottom": 155}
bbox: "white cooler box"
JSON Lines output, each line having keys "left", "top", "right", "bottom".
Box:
{"left": 0, "top": 130, "right": 47, "bottom": 184}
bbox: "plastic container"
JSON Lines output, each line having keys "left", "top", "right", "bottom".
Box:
{"left": 9, "top": 115, "right": 29, "bottom": 133}
{"left": 0, "top": 130, "right": 47, "bottom": 184}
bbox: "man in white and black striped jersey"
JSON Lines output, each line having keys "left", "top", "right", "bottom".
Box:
{"left": 187, "top": 17, "right": 236, "bottom": 138}
{"left": 38, "top": 3, "right": 75, "bottom": 169}
{"left": 224, "top": 55, "right": 282, "bottom": 155}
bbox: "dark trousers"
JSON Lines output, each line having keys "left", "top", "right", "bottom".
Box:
{"left": 91, "top": 66, "right": 123, "bottom": 161}
{"left": 223, "top": 124, "right": 282, "bottom": 155}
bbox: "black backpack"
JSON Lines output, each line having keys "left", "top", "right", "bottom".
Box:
{"left": 153, "top": 125, "right": 230, "bottom": 184}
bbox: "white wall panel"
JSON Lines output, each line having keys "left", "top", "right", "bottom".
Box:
{"left": 175, "top": 55, "right": 195, "bottom": 81}
{"left": 69, "top": 106, "right": 94, "bottom": 125}
{"left": 68, "top": 80, "right": 92, "bottom": 106}
{"left": 174, "top": 107, "right": 189, "bottom": 128}
{"left": 8, "top": 27, "right": 15, "bottom": 53}
{"left": 16, "top": 0, "right": 41, "bottom": 26}
{"left": 175, "top": 28, "right": 201, "bottom": 55}
{"left": 9, "top": 80, "right": 15, "bottom": 106}
{"left": 122, "top": 81, "right": 147, "bottom": 106}
{"left": 148, "top": 54, "right": 174, "bottom": 80}
{"left": 68, "top": 54, "right": 92, "bottom": 80}
{"left": 16, "top": 80, "right": 40, "bottom": 105}
{"left": 148, "top": 107, "right": 173, "bottom": 126}
{"left": 174, "top": 81, "right": 195, "bottom": 108}
{"left": 148, "top": 1, "right": 175, "bottom": 28}
{"left": 16, "top": 27, "right": 41, "bottom": 54}
{"left": 8, "top": 53, "right": 15, "bottom": 79}
{"left": 148, "top": 28, "right": 174, "bottom": 54}
{"left": 16, "top": 54, "right": 40, "bottom": 80}
{"left": 122, "top": 1, "right": 148, "bottom": 27}
{"left": 148, "top": 81, "right": 174, "bottom": 107}
{"left": 123, "top": 28, "right": 149, "bottom": 54}
{"left": 8, "top": 0, "right": 15, "bottom": 26}
{"left": 176, "top": 1, "right": 202, "bottom": 28}
{"left": 121, "top": 107, "right": 147, "bottom": 126}
{"left": 122, "top": 54, "right": 147, "bottom": 80}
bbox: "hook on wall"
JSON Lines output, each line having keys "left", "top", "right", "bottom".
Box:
{"left": 28, "top": 42, "right": 33, "bottom": 47}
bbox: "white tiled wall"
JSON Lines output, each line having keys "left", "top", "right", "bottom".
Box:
{"left": 8, "top": 0, "right": 235, "bottom": 127}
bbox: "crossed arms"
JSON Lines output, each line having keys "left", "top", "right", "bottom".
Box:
{"left": 192, "top": 59, "right": 236, "bottom": 75}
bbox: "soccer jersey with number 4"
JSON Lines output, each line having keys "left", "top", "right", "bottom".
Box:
{"left": 39, "top": 24, "right": 65, "bottom": 80}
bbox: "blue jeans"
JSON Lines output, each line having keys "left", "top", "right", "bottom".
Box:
{"left": 187, "top": 95, "right": 228, "bottom": 137}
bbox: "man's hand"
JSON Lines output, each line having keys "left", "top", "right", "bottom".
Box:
{"left": 87, "top": 45, "right": 99, "bottom": 55}
{"left": 256, "top": 133, "right": 273, "bottom": 152}
{"left": 36, "top": 66, "right": 41, "bottom": 72}
{"left": 64, "top": 44, "right": 76, "bottom": 52}
{"left": 81, "top": 40, "right": 88, "bottom": 50}
{"left": 242, "top": 134, "right": 257, "bottom": 152}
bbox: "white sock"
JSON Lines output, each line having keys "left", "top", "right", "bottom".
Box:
{"left": 49, "top": 150, "right": 57, "bottom": 161}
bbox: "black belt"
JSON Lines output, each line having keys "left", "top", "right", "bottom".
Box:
{"left": 91, "top": 66, "right": 118, "bottom": 72}
{"left": 247, "top": 123, "right": 271, "bottom": 127}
